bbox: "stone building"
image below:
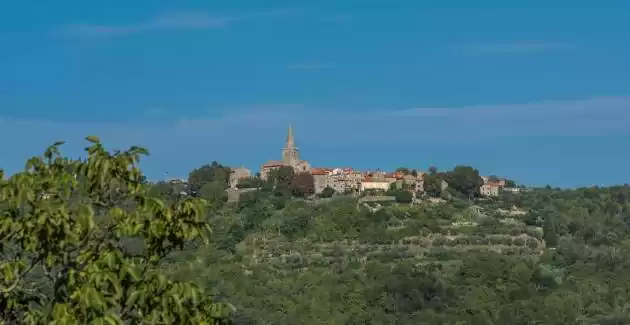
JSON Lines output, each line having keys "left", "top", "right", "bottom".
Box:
{"left": 310, "top": 167, "right": 361, "bottom": 195}
{"left": 329, "top": 168, "right": 362, "bottom": 194}
{"left": 311, "top": 168, "right": 333, "bottom": 194}
{"left": 482, "top": 176, "right": 506, "bottom": 187}
{"left": 480, "top": 183, "right": 500, "bottom": 197}
{"left": 360, "top": 176, "right": 392, "bottom": 193}
{"left": 260, "top": 125, "right": 310, "bottom": 180}
{"left": 480, "top": 175, "right": 506, "bottom": 197}
{"left": 229, "top": 167, "right": 251, "bottom": 189}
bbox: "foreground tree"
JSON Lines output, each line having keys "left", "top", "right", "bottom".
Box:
{"left": 0, "top": 137, "right": 233, "bottom": 324}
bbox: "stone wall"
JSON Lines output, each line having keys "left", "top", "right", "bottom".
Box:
{"left": 226, "top": 188, "right": 258, "bottom": 202}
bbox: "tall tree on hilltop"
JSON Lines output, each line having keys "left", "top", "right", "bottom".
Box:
{"left": 147, "top": 181, "right": 186, "bottom": 202}
{"left": 187, "top": 161, "right": 231, "bottom": 195}
{"left": 268, "top": 166, "right": 295, "bottom": 196}
{"left": 444, "top": 165, "right": 484, "bottom": 200}
{"left": 423, "top": 173, "right": 443, "bottom": 197}
{"left": 236, "top": 176, "right": 262, "bottom": 189}
{"left": 292, "top": 172, "right": 315, "bottom": 198}
{"left": 199, "top": 181, "right": 229, "bottom": 209}
{"left": 0, "top": 137, "right": 233, "bottom": 324}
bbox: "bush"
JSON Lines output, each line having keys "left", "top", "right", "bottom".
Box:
{"left": 394, "top": 190, "right": 414, "bottom": 203}
{"left": 319, "top": 186, "right": 335, "bottom": 198}
{"left": 513, "top": 237, "right": 527, "bottom": 246}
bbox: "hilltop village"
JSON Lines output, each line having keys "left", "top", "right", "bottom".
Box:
{"left": 225, "top": 125, "right": 522, "bottom": 200}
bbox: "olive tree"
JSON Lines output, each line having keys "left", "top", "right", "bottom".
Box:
{"left": 0, "top": 137, "right": 233, "bottom": 324}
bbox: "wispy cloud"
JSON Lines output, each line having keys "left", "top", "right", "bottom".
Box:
{"left": 1, "top": 97, "right": 629, "bottom": 183}
{"left": 390, "top": 97, "right": 630, "bottom": 137}
{"left": 453, "top": 40, "right": 572, "bottom": 55}
{"left": 58, "top": 9, "right": 303, "bottom": 38}
{"left": 2, "top": 96, "right": 628, "bottom": 148}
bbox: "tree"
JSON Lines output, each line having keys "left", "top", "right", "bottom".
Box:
{"left": 393, "top": 190, "right": 413, "bottom": 203}
{"left": 444, "top": 165, "right": 484, "bottom": 199}
{"left": 423, "top": 173, "right": 443, "bottom": 197}
{"left": 505, "top": 179, "right": 517, "bottom": 187}
{"left": 292, "top": 172, "right": 315, "bottom": 198}
{"left": 236, "top": 177, "right": 261, "bottom": 189}
{"left": 319, "top": 186, "right": 335, "bottom": 198}
{"left": 199, "top": 181, "right": 229, "bottom": 208}
{"left": 188, "top": 162, "right": 231, "bottom": 195}
{"left": 542, "top": 209, "right": 559, "bottom": 247}
{"left": 147, "top": 181, "right": 184, "bottom": 202}
{"left": 0, "top": 137, "right": 233, "bottom": 324}
{"left": 266, "top": 166, "right": 294, "bottom": 196}
{"left": 428, "top": 166, "right": 438, "bottom": 175}
{"left": 395, "top": 167, "right": 411, "bottom": 175}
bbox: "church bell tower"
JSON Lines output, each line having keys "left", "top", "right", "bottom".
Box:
{"left": 282, "top": 124, "right": 299, "bottom": 166}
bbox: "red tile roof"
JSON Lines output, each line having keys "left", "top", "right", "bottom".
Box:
{"left": 310, "top": 168, "right": 331, "bottom": 175}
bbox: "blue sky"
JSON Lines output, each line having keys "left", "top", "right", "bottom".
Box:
{"left": 1, "top": 0, "right": 629, "bottom": 187}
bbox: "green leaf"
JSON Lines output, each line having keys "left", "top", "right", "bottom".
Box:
{"left": 91, "top": 318, "right": 105, "bottom": 325}
{"left": 86, "top": 135, "right": 101, "bottom": 143}
{"left": 126, "top": 265, "right": 141, "bottom": 281}
{"left": 125, "top": 290, "right": 141, "bottom": 307}
{"left": 104, "top": 314, "right": 123, "bottom": 325}
{"left": 105, "top": 253, "right": 116, "bottom": 268}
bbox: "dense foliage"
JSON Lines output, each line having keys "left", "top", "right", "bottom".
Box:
{"left": 0, "top": 138, "right": 232, "bottom": 324}
{"left": 4, "top": 139, "right": 630, "bottom": 324}
{"left": 162, "top": 175, "right": 630, "bottom": 324}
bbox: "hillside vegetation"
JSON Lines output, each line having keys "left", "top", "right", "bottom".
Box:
{"left": 3, "top": 139, "right": 630, "bottom": 324}
{"left": 165, "top": 169, "right": 630, "bottom": 324}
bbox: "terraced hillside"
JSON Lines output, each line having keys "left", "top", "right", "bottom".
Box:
{"left": 159, "top": 184, "right": 630, "bottom": 325}
{"left": 237, "top": 202, "right": 545, "bottom": 274}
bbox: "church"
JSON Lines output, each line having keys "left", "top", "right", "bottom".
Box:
{"left": 260, "top": 125, "right": 310, "bottom": 180}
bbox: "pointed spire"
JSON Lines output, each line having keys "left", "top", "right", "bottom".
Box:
{"left": 286, "top": 124, "right": 294, "bottom": 147}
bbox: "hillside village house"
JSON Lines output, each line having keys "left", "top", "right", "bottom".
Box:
{"left": 311, "top": 167, "right": 362, "bottom": 194}
{"left": 481, "top": 176, "right": 506, "bottom": 187}
{"left": 480, "top": 183, "right": 500, "bottom": 197}
{"left": 229, "top": 167, "right": 251, "bottom": 189}
{"left": 360, "top": 174, "right": 393, "bottom": 193}
{"left": 480, "top": 176, "right": 507, "bottom": 197}
{"left": 311, "top": 168, "right": 332, "bottom": 194}
{"left": 502, "top": 187, "right": 524, "bottom": 193}
{"left": 329, "top": 168, "right": 362, "bottom": 193}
